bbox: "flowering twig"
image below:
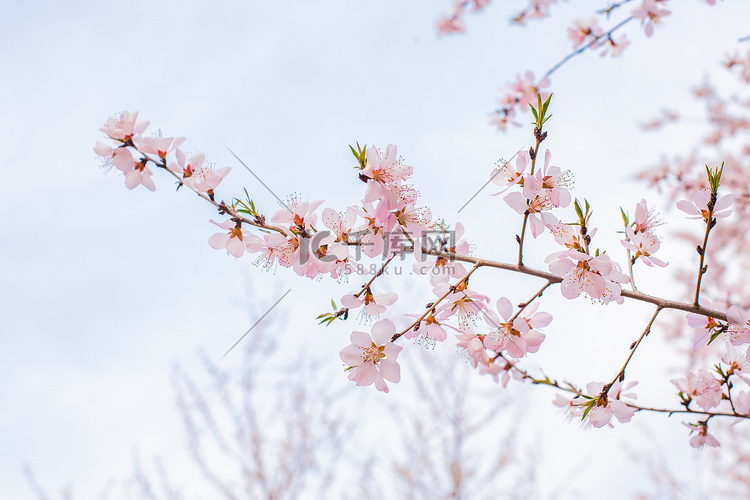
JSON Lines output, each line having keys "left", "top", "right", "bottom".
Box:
{"left": 419, "top": 247, "right": 728, "bottom": 321}
{"left": 606, "top": 306, "right": 662, "bottom": 388}
{"left": 509, "top": 280, "right": 554, "bottom": 323}
{"left": 392, "top": 262, "right": 481, "bottom": 342}
{"left": 542, "top": 17, "right": 633, "bottom": 81}
{"left": 141, "top": 149, "right": 289, "bottom": 237}
{"left": 501, "top": 352, "right": 750, "bottom": 421}
{"left": 692, "top": 164, "right": 724, "bottom": 306}
{"left": 517, "top": 94, "right": 550, "bottom": 266}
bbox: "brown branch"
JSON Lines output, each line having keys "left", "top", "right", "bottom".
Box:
{"left": 418, "top": 248, "right": 728, "bottom": 321}
{"left": 509, "top": 280, "right": 554, "bottom": 323}
{"left": 693, "top": 194, "right": 716, "bottom": 306}
{"left": 605, "top": 306, "right": 662, "bottom": 389}
{"left": 142, "top": 153, "right": 289, "bottom": 237}
{"left": 392, "top": 262, "right": 481, "bottom": 342}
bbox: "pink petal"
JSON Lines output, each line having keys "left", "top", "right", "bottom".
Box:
{"left": 225, "top": 237, "right": 245, "bottom": 258}
{"left": 496, "top": 297, "right": 513, "bottom": 321}
{"left": 676, "top": 200, "right": 700, "bottom": 216}
{"left": 378, "top": 359, "right": 401, "bottom": 383}
{"left": 350, "top": 331, "right": 372, "bottom": 348}
{"left": 588, "top": 406, "right": 611, "bottom": 428}
{"left": 341, "top": 293, "right": 363, "bottom": 309}
{"left": 350, "top": 363, "right": 377, "bottom": 386}
{"left": 209, "top": 232, "right": 230, "bottom": 250}
{"left": 340, "top": 344, "right": 364, "bottom": 366}
{"left": 503, "top": 192, "right": 529, "bottom": 215}
{"left": 371, "top": 319, "right": 395, "bottom": 345}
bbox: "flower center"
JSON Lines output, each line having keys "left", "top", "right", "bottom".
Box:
{"left": 362, "top": 343, "right": 385, "bottom": 364}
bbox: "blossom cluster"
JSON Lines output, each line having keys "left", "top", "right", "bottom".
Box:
{"left": 485, "top": 0, "right": 728, "bottom": 132}
{"left": 567, "top": 17, "right": 630, "bottom": 57}
{"left": 436, "top": 0, "right": 491, "bottom": 36}
{"left": 490, "top": 72, "right": 550, "bottom": 131}
{"left": 96, "top": 103, "right": 746, "bottom": 448}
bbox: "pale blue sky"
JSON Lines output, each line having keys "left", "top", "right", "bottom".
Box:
{"left": 2, "top": 1, "right": 749, "bottom": 498}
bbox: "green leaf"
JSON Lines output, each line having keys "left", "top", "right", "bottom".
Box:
{"left": 574, "top": 199, "right": 583, "bottom": 219}
{"left": 620, "top": 207, "right": 629, "bottom": 227}
{"left": 529, "top": 104, "right": 539, "bottom": 122}
{"left": 707, "top": 329, "right": 722, "bottom": 345}
{"left": 542, "top": 93, "right": 552, "bottom": 115}
{"left": 581, "top": 401, "right": 595, "bottom": 420}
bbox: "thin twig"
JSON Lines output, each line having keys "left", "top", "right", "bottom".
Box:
{"left": 605, "top": 306, "right": 662, "bottom": 389}
{"left": 392, "top": 262, "right": 481, "bottom": 342}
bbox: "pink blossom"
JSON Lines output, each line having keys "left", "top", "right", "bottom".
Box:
{"left": 171, "top": 152, "right": 231, "bottom": 196}
{"left": 553, "top": 393, "right": 584, "bottom": 420}
{"left": 94, "top": 144, "right": 157, "bottom": 191}
{"left": 727, "top": 305, "right": 750, "bottom": 346}
{"left": 725, "top": 50, "right": 750, "bottom": 83}
{"left": 394, "top": 203, "right": 433, "bottom": 235}
{"left": 437, "top": 14, "right": 464, "bottom": 35}
{"left": 361, "top": 144, "right": 412, "bottom": 193}
{"left": 100, "top": 111, "right": 149, "bottom": 141}
{"left": 124, "top": 163, "right": 156, "bottom": 191}
{"left": 482, "top": 297, "right": 549, "bottom": 358}
{"left": 316, "top": 207, "right": 358, "bottom": 265}
{"left": 733, "top": 390, "right": 750, "bottom": 415}
{"left": 434, "top": 282, "right": 490, "bottom": 329}
{"left": 509, "top": 71, "right": 550, "bottom": 109}
{"left": 341, "top": 289, "right": 398, "bottom": 317}
{"left": 547, "top": 221, "right": 586, "bottom": 253}
{"left": 567, "top": 17, "right": 602, "bottom": 49}
{"left": 190, "top": 164, "right": 230, "bottom": 194}
{"left": 135, "top": 133, "right": 185, "bottom": 159}
{"left": 490, "top": 151, "right": 527, "bottom": 195}
{"left": 254, "top": 233, "right": 300, "bottom": 270}
{"left": 676, "top": 189, "right": 735, "bottom": 220}
{"left": 621, "top": 227, "right": 668, "bottom": 267}
{"left": 455, "top": 330, "right": 490, "bottom": 368}
{"left": 492, "top": 72, "right": 550, "bottom": 131}
{"left": 339, "top": 319, "right": 403, "bottom": 393}
{"left": 111, "top": 147, "right": 139, "bottom": 172}
{"left": 489, "top": 108, "right": 516, "bottom": 131}
{"left": 671, "top": 369, "right": 723, "bottom": 410}
{"left": 504, "top": 174, "right": 558, "bottom": 238}
{"left": 721, "top": 344, "right": 750, "bottom": 386}
{"left": 538, "top": 149, "right": 573, "bottom": 208}
{"left": 687, "top": 299, "right": 723, "bottom": 349}
{"left": 547, "top": 251, "right": 629, "bottom": 303}
{"left": 576, "top": 381, "right": 636, "bottom": 428}
{"left": 403, "top": 312, "right": 448, "bottom": 344}
{"left": 632, "top": 199, "right": 663, "bottom": 233}
{"left": 478, "top": 362, "right": 509, "bottom": 386}
{"left": 353, "top": 202, "right": 397, "bottom": 258}
{"left": 208, "top": 219, "right": 263, "bottom": 258}
{"left": 272, "top": 196, "right": 324, "bottom": 236}
{"left": 600, "top": 34, "right": 630, "bottom": 57}
{"left": 93, "top": 141, "right": 117, "bottom": 162}
{"left": 685, "top": 422, "right": 720, "bottom": 450}
{"left": 632, "top": 0, "right": 671, "bottom": 37}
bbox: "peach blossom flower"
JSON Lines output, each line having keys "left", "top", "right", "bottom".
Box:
{"left": 339, "top": 319, "right": 402, "bottom": 393}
